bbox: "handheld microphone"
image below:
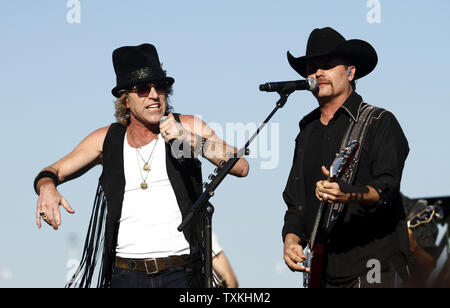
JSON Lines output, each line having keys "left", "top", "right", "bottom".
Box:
{"left": 160, "top": 115, "right": 178, "bottom": 144}
{"left": 259, "top": 78, "right": 318, "bottom": 93}
{"left": 160, "top": 115, "right": 186, "bottom": 160}
{"left": 159, "top": 115, "right": 169, "bottom": 125}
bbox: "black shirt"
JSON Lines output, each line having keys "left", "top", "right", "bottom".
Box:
{"left": 282, "top": 91, "right": 411, "bottom": 282}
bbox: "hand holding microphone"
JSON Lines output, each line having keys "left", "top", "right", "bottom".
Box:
{"left": 159, "top": 113, "right": 186, "bottom": 144}
{"left": 160, "top": 113, "right": 190, "bottom": 160}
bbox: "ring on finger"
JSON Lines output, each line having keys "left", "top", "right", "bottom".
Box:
{"left": 323, "top": 193, "right": 328, "bottom": 203}
{"left": 39, "top": 211, "right": 46, "bottom": 217}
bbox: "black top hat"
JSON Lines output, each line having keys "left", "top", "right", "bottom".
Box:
{"left": 287, "top": 27, "right": 378, "bottom": 80}
{"left": 111, "top": 44, "right": 175, "bottom": 98}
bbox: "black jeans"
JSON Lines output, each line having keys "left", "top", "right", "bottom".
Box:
{"left": 110, "top": 266, "right": 192, "bottom": 288}
{"left": 325, "top": 263, "right": 400, "bottom": 288}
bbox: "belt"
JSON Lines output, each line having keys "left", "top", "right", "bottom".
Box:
{"left": 115, "top": 255, "right": 191, "bottom": 275}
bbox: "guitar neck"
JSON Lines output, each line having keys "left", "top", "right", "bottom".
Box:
{"left": 308, "top": 174, "right": 336, "bottom": 248}
{"left": 309, "top": 200, "right": 325, "bottom": 249}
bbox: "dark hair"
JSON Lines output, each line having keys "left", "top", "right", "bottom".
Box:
{"left": 348, "top": 74, "right": 356, "bottom": 90}
{"left": 339, "top": 56, "right": 357, "bottom": 91}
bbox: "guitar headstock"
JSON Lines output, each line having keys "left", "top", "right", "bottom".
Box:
{"left": 329, "top": 140, "right": 360, "bottom": 180}
{"left": 408, "top": 204, "right": 444, "bottom": 229}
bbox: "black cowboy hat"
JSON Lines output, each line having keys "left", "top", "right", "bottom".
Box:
{"left": 287, "top": 27, "right": 378, "bottom": 79}
{"left": 111, "top": 43, "right": 175, "bottom": 98}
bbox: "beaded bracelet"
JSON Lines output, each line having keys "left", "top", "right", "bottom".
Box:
{"left": 200, "top": 137, "right": 209, "bottom": 156}
{"left": 191, "top": 136, "right": 209, "bottom": 158}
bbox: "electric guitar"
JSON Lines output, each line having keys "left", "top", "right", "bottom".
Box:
{"left": 303, "top": 140, "right": 360, "bottom": 288}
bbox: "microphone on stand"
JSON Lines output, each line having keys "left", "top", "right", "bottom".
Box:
{"left": 259, "top": 78, "right": 318, "bottom": 93}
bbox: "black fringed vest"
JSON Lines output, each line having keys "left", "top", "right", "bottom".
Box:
{"left": 100, "top": 119, "right": 204, "bottom": 287}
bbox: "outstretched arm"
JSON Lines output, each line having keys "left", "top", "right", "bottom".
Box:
{"left": 35, "top": 126, "right": 109, "bottom": 230}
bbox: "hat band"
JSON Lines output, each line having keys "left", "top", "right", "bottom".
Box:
{"left": 118, "top": 67, "right": 166, "bottom": 87}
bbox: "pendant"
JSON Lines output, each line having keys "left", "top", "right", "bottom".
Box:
{"left": 143, "top": 163, "right": 151, "bottom": 172}
{"left": 140, "top": 181, "right": 148, "bottom": 190}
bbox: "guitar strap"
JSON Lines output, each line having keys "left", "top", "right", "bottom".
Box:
{"left": 324, "top": 102, "right": 384, "bottom": 230}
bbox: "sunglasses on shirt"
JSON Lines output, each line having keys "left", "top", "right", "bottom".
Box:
{"left": 129, "top": 82, "right": 169, "bottom": 98}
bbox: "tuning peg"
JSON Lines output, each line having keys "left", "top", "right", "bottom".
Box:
{"left": 214, "top": 167, "right": 219, "bottom": 174}
{"left": 219, "top": 160, "right": 226, "bottom": 167}
{"left": 208, "top": 174, "right": 216, "bottom": 181}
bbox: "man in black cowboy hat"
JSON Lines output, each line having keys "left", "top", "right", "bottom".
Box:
{"left": 33, "top": 43, "right": 249, "bottom": 288}
{"left": 282, "top": 27, "right": 410, "bottom": 288}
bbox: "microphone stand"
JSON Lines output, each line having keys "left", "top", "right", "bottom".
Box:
{"left": 178, "top": 90, "right": 294, "bottom": 288}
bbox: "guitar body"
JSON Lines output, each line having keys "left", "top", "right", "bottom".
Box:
{"left": 309, "top": 237, "right": 327, "bottom": 288}
{"left": 303, "top": 201, "right": 330, "bottom": 288}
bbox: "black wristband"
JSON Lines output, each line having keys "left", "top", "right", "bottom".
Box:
{"left": 33, "top": 170, "right": 58, "bottom": 195}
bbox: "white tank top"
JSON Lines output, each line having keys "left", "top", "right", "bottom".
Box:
{"left": 116, "top": 133, "right": 190, "bottom": 259}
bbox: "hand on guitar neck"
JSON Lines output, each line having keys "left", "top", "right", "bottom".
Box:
{"left": 316, "top": 166, "right": 380, "bottom": 206}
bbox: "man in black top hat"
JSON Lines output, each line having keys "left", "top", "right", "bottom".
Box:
{"left": 282, "top": 27, "right": 410, "bottom": 288}
{"left": 33, "top": 44, "right": 249, "bottom": 288}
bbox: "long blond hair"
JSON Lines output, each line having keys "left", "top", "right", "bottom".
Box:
{"left": 114, "top": 91, "right": 129, "bottom": 126}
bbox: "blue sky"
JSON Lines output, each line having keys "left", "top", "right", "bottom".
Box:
{"left": 1, "top": 0, "right": 449, "bottom": 287}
